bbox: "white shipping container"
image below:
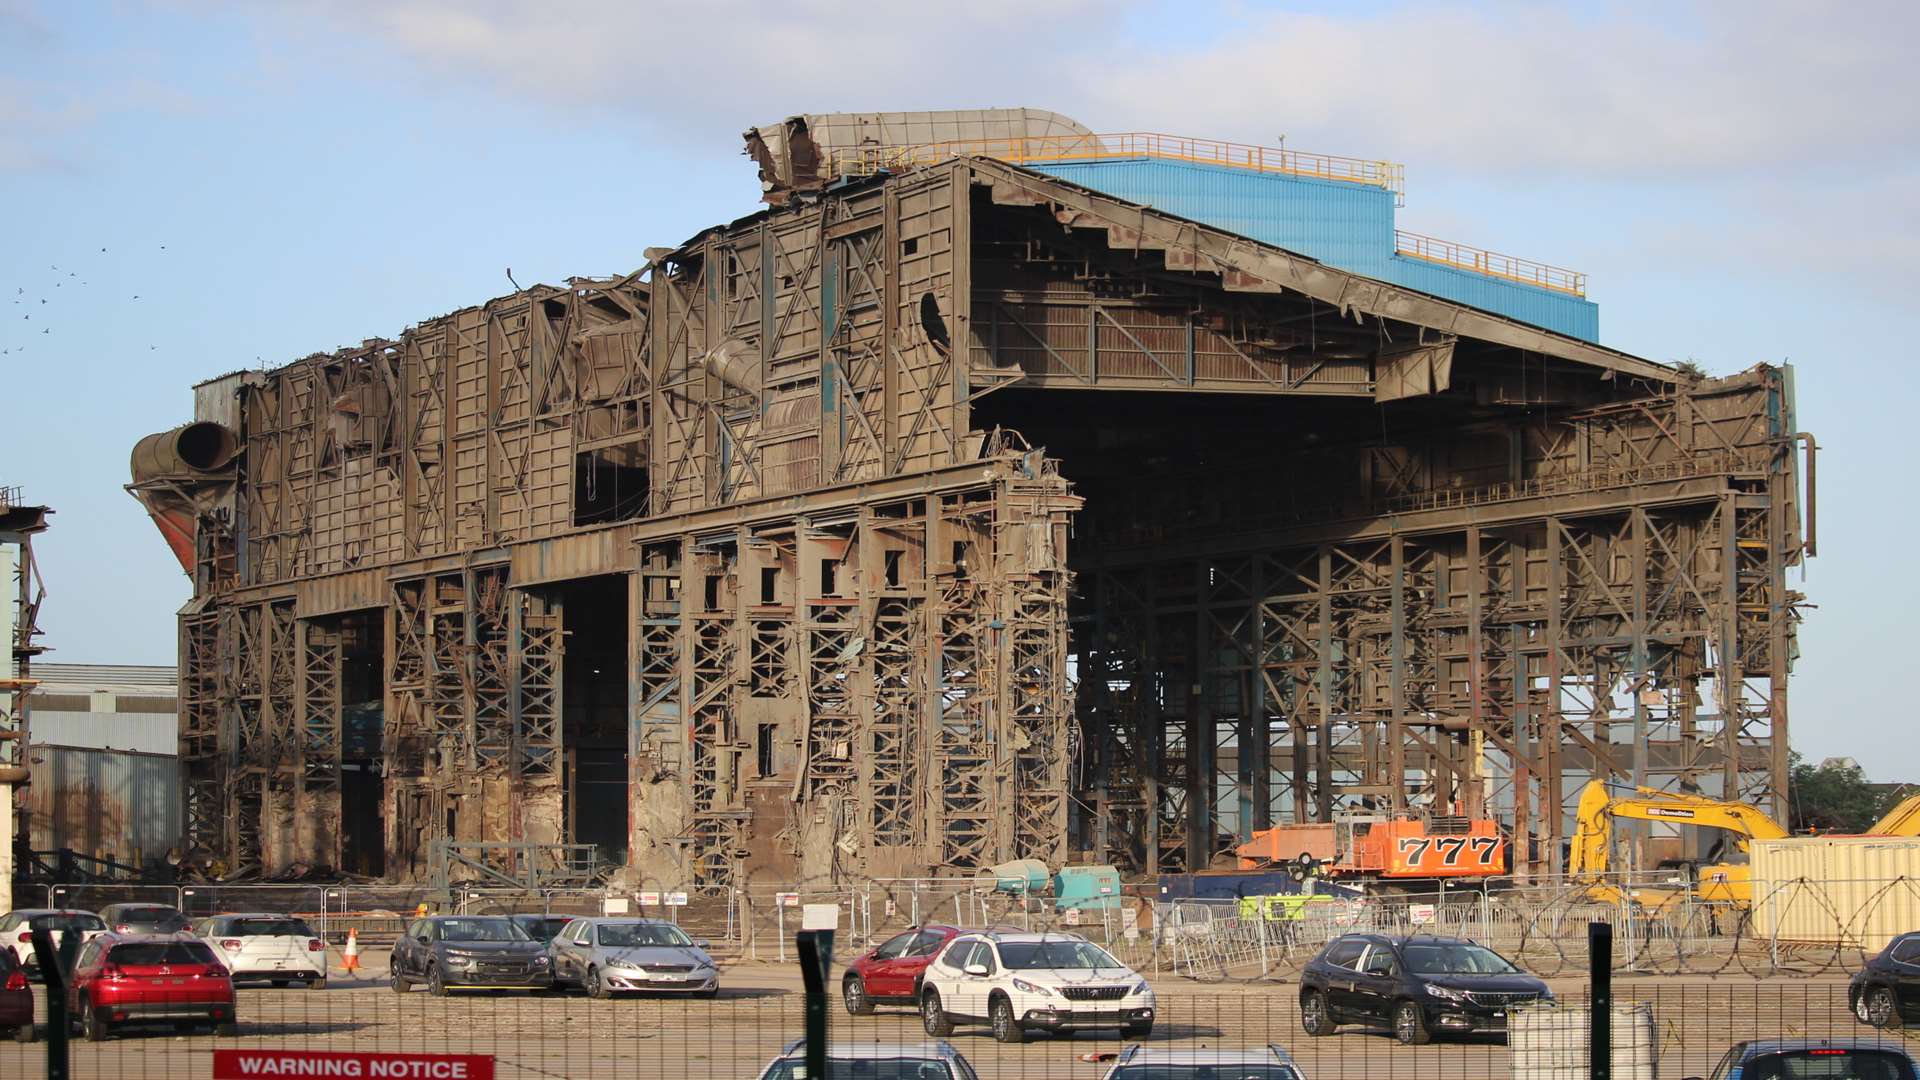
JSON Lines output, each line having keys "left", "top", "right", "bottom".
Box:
{"left": 1750, "top": 835, "right": 1920, "bottom": 952}
{"left": 1510, "top": 1003, "right": 1657, "bottom": 1080}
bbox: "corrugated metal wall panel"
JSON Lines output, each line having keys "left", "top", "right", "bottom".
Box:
{"left": 1384, "top": 255, "right": 1599, "bottom": 342}
{"left": 1750, "top": 835, "right": 1920, "bottom": 951}
{"left": 1030, "top": 159, "right": 1395, "bottom": 277}
{"left": 26, "top": 746, "right": 183, "bottom": 859}
{"left": 1027, "top": 159, "right": 1600, "bottom": 342}
{"left": 30, "top": 712, "right": 177, "bottom": 755}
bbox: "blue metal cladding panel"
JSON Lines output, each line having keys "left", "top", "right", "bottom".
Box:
{"left": 1383, "top": 255, "right": 1599, "bottom": 341}
{"left": 1025, "top": 158, "right": 1599, "bottom": 342}
{"left": 1029, "top": 159, "right": 1396, "bottom": 277}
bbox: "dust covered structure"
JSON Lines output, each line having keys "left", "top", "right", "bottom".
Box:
{"left": 130, "top": 113, "right": 1810, "bottom": 887}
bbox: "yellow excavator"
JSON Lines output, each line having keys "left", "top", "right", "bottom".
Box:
{"left": 1568, "top": 781, "right": 1790, "bottom": 911}
{"left": 1866, "top": 794, "right": 1920, "bottom": 836}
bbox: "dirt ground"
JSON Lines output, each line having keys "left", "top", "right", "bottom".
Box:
{"left": 0, "top": 948, "right": 1907, "bottom": 1079}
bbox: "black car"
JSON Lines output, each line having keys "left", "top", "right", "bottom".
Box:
{"left": 1851, "top": 931, "right": 1920, "bottom": 1029}
{"left": 389, "top": 916, "right": 553, "bottom": 996}
{"left": 97, "top": 904, "right": 191, "bottom": 936}
{"left": 508, "top": 914, "right": 575, "bottom": 944}
{"left": 1689, "top": 1038, "right": 1917, "bottom": 1080}
{"left": 1298, "top": 933, "right": 1551, "bottom": 1045}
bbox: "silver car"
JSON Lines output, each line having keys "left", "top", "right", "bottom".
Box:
{"left": 755, "top": 1040, "right": 979, "bottom": 1080}
{"left": 548, "top": 917, "right": 719, "bottom": 998}
{"left": 1100, "top": 1045, "right": 1306, "bottom": 1080}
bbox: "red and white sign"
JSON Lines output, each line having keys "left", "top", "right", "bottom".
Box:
{"left": 214, "top": 1051, "right": 495, "bottom": 1080}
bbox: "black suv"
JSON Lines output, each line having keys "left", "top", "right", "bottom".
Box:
{"left": 389, "top": 915, "right": 553, "bottom": 995}
{"left": 1298, "top": 933, "right": 1551, "bottom": 1045}
{"left": 1851, "top": 931, "right": 1920, "bottom": 1029}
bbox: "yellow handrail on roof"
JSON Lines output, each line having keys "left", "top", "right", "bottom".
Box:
{"left": 1395, "top": 229, "right": 1587, "bottom": 297}
{"left": 824, "top": 131, "right": 1406, "bottom": 202}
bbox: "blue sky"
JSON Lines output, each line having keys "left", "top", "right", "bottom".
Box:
{"left": 3, "top": 1, "right": 1914, "bottom": 776}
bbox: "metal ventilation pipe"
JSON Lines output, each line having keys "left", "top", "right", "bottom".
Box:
{"left": 130, "top": 421, "right": 240, "bottom": 480}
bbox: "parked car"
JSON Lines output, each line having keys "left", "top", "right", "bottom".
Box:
{"left": 389, "top": 915, "right": 552, "bottom": 996}
{"left": 844, "top": 925, "right": 965, "bottom": 1015}
{"left": 193, "top": 913, "right": 327, "bottom": 988}
{"left": 1100, "top": 1044, "right": 1305, "bottom": 1080}
{"left": 66, "top": 933, "right": 237, "bottom": 1040}
{"left": 919, "top": 930, "right": 1155, "bottom": 1043}
{"left": 1688, "top": 1038, "right": 1917, "bottom": 1080}
{"left": 547, "top": 917, "right": 718, "bottom": 997}
{"left": 98, "top": 904, "right": 192, "bottom": 936}
{"left": 1298, "top": 933, "right": 1551, "bottom": 1046}
{"left": 1852, "top": 931, "right": 1920, "bottom": 1029}
{"left": 0, "top": 909, "right": 107, "bottom": 981}
{"left": 510, "top": 914, "right": 576, "bottom": 944}
{"left": 753, "top": 1039, "right": 980, "bottom": 1080}
{"left": 1, "top": 946, "right": 33, "bottom": 1043}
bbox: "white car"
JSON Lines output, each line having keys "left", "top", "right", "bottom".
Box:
{"left": 193, "top": 913, "right": 328, "bottom": 988}
{"left": 918, "top": 931, "right": 1155, "bottom": 1043}
{"left": 0, "top": 909, "right": 107, "bottom": 980}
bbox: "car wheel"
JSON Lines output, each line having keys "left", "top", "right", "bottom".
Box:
{"left": 1863, "top": 986, "right": 1902, "bottom": 1029}
{"left": 844, "top": 976, "right": 874, "bottom": 1016}
{"left": 586, "top": 966, "right": 606, "bottom": 1000}
{"left": 1393, "top": 1000, "right": 1432, "bottom": 1046}
{"left": 427, "top": 964, "right": 448, "bottom": 997}
{"left": 308, "top": 979, "right": 326, "bottom": 991}
{"left": 699, "top": 987, "right": 719, "bottom": 1000}
{"left": 82, "top": 998, "right": 111, "bottom": 1042}
{"left": 990, "top": 995, "right": 1026, "bottom": 1044}
{"left": 1300, "top": 989, "right": 1335, "bottom": 1036}
{"left": 390, "top": 969, "right": 411, "bottom": 994}
{"left": 1121, "top": 1022, "right": 1152, "bottom": 1040}
{"left": 14, "top": 1022, "right": 34, "bottom": 1044}
{"left": 921, "top": 989, "right": 954, "bottom": 1037}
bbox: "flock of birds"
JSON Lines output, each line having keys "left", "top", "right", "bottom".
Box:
{"left": 5, "top": 244, "right": 166, "bottom": 357}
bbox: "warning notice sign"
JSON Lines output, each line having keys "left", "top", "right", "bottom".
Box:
{"left": 213, "top": 1051, "right": 495, "bottom": 1080}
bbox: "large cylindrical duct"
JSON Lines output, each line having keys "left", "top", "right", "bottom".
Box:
{"left": 130, "top": 421, "right": 240, "bottom": 481}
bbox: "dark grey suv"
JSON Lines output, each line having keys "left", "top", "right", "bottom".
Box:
{"left": 1299, "top": 933, "right": 1550, "bottom": 1045}
{"left": 389, "top": 916, "right": 553, "bottom": 996}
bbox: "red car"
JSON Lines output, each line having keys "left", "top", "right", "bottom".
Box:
{"left": 1, "top": 946, "right": 31, "bottom": 1043}
{"left": 842, "top": 925, "right": 964, "bottom": 1014}
{"left": 66, "top": 934, "right": 237, "bottom": 1040}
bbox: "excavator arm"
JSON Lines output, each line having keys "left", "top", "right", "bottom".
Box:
{"left": 1867, "top": 794, "right": 1920, "bottom": 836}
{"left": 1568, "top": 781, "right": 1790, "bottom": 876}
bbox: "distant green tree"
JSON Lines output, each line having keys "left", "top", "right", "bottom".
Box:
{"left": 1787, "top": 751, "right": 1897, "bottom": 832}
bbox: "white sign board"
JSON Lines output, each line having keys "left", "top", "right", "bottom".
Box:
{"left": 602, "top": 897, "right": 631, "bottom": 915}
{"left": 1063, "top": 908, "right": 1081, "bottom": 925}
{"left": 801, "top": 903, "right": 840, "bottom": 931}
{"left": 1408, "top": 903, "right": 1437, "bottom": 925}
{"left": 637, "top": 891, "right": 661, "bottom": 906}
{"left": 665, "top": 892, "right": 689, "bottom": 907}
{"left": 776, "top": 892, "right": 801, "bottom": 908}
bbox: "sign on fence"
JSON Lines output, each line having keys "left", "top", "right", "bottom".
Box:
{"left": 1409, "top": 903, "right": 1437, "bottom": 925}
{"left": 638, "top": 891, "right": 661, "bottom": 905}
{"left": 666, "top": 892, "right": 689, "bottom": 907}
{"left": 603, "top": 897, "right": 630, "bottom": 915}
{"left": 776, "top": 892, "right": 800, "bottom": 908}
{"left": 213, "top": 1050, "right": 495, "bottom": 1080}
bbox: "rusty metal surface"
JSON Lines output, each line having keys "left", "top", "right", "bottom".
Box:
{"left": 134, "top": 134, "right": 1807, "bottom": 891}
{"left": 25, "top": 744, "right": 182, "bottom": 861}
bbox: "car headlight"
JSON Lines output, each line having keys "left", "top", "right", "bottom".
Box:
{"left": 1425, "top": 984, "right": 1467, "bottom": 1003}
{"left": 532, "top": 955, "right": 551, "bottom": 967}
{"left": 445, "top": 955, "right": 474, "bottom": 968}
{"left": 1011, "top": 978, "right": 1057, "bottom": 997}
{"left": 1130, "top": 980, "right": 1153, "bottom": 997}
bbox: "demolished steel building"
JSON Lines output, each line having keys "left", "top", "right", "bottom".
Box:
{"left": 130, "top": 112, "right": 1809, "bottom": 888}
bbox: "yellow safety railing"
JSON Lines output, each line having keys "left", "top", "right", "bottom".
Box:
{"left": 1395, "top": 229, "right": 1587, "bottom": 297}
{"left": 824, "top": 132, "right": 1405, "bottom": 201}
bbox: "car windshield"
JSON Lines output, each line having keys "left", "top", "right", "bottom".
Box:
{"left": 996, "top": 940, "right": 1120, "bottom": 971}
{"left": 1742, "top": 1050, "right": 1918, "bottom": 1080}
{"left": 1402, "top": 942, "right": 1520, "bottom": 976}
{"left": 31, "top": 914, "right": 104, "bottom": 933}
{"left": 599, "top": 924, "right": 694, "bottom": 948}
{"left": 114, "top": 908, "right": 189, "bottom": 930}
{"left": 438, "top": 919, "right": 529, "bottom": 943}
{"left": 231, "top": 918, "right": 314, "bottom": 937}
{"left": 1111, "top": 1066, "right": 1301, "bottom": 1080}
{"left": 517, "top": 917, "right": 572, "bottom": 940}
{"left": 761, "top": 1058, "right": 953, "bottom": 1080}
{"left": 112, "top": 942, "right": 216, "bottom": 966}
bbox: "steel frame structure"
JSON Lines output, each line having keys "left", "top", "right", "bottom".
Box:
{"left": 139, "top": 155, "right": 1808, "bottom": 884}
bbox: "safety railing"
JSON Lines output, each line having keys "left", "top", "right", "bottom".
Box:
{"left": 1395, "top": 228, "right": 1588, "bottom": 296}
{"left": 824, "top": 131, "right": 1405, "bottom": 201}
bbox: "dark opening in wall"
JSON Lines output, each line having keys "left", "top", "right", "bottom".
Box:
{"left": 573, "top": 448, "right": 648, "bottom": 526}
{"left": 705, "top": 575, "right": 723, "bottom": 611}
{"left": 819, "top": 558, "right": 836, "bottom": 596}
{"left": 761, "top": 567, "right": 779, "bottom": 604}
{"left": 884, "top": 550, "right": 903, "bottom": 588}
{"left": 757, "top": 723, "right": 777, "bottom": 778}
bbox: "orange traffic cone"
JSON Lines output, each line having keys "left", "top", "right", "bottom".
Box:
{"left": 342, "top": 928, "right": 360, "bottom": 975}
